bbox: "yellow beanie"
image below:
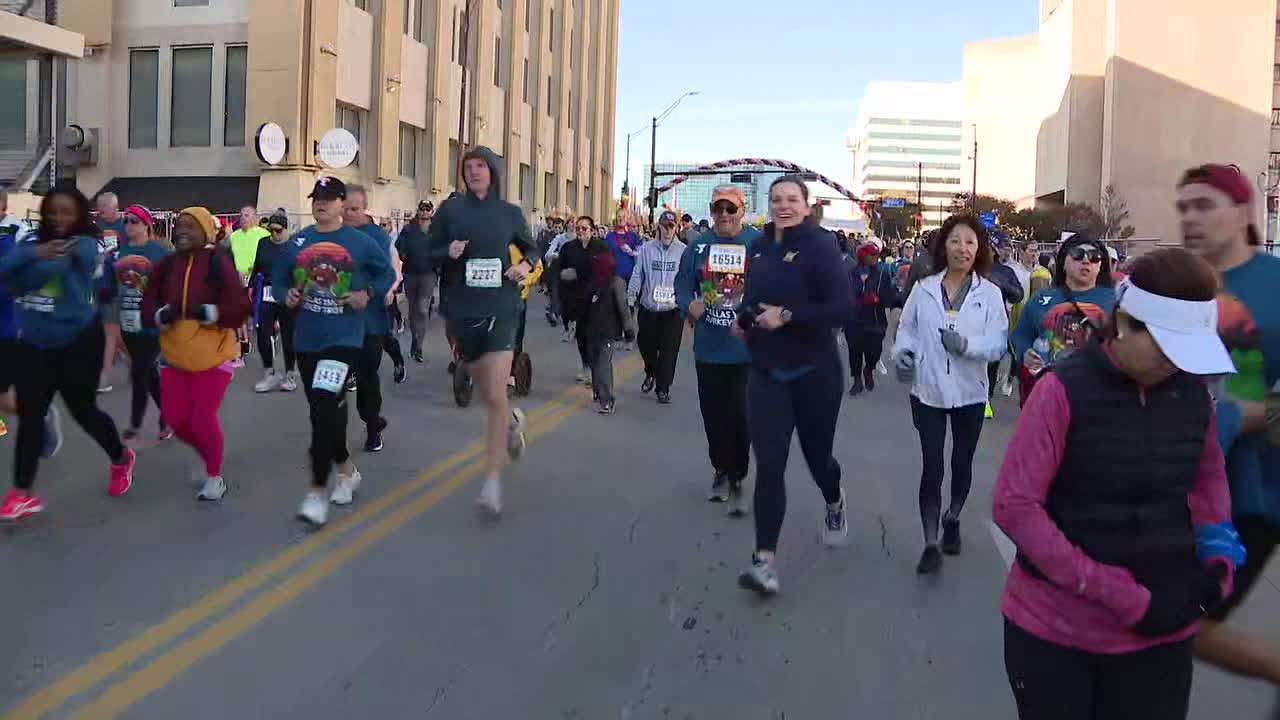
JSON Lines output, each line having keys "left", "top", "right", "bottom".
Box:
{"left": 179, "top": 206, "right": 217, "bottom": 244}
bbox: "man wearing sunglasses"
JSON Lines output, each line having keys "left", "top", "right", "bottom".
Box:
{"left": 396, "top": 200, "right": 437, "bottom": 364}
{"left": 675, "top": 186, "right": 760, "bottom": 511}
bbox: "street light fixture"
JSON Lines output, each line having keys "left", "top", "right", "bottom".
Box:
{"left": 621, "top": 122, "right": 649, "bottom": 200}
{"left": 647, "top": 90, "right": 699, "bottom": 224}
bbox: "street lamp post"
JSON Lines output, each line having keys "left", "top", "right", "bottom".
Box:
{"left": 646, "top": 90, "right": 699, "bottom": 226}
{"left": 621, "top": 123, "right": 648, "bottom": 199}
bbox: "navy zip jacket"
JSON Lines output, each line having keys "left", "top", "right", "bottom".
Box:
{"left": 848, "top": 260, "right": 901, "bottom": 332}
{"left": 737, "top": 219, "right": 853, "bottom": 371}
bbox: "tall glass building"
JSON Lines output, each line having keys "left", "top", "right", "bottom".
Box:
{"left": 640, "top": 162, "right": 777, "bottom": 222}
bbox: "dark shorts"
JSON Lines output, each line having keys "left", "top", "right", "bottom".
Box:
{"left": 0, "top": 338, "right": 19, "bottom": 392}
{"left": 1206, "top": 515, "right": 1280, "bottom": 621}
{"left": 453, "top": 315, "right": 518, "bottom": 363}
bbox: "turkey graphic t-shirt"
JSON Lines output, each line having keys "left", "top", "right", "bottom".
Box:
{"left": 294, "top": 241, "right": 355, "bottom": 316}
{"left": 698, "top": 242, "right": 749, "bottom": 328}
{"left": 113, "top": 242, "right": 170, "bottom": 334}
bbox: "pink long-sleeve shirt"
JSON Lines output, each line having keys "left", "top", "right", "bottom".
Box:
{"left": 993, "top": 369, "right": 1235, "bottom": 654}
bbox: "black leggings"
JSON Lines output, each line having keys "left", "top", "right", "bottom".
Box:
{"left": 382, "top": 333, "right": 404, "bottom": 367}
{"left": 637, "top": 308, "right": 683, "bottom": 392}
{"left": 1004, "top": 618, "right": 1193, "bottom": 720}
{"left": 910, "top": 395, "right": 984, "bottom": 544}
{"left": 121, "top": 332, "right": 163, "bottom": 430}
{"left": 574, "top": 315, "right": 591, "bottom": 368}
{"left": 257, "top": 302, "right": 297, "bottom": 373}
{"left": 356, "top": 334, "right": 384, "bottom": 428}
{"left": 14, "top": 321, "right": 125, "bottom": 490}
{"left": 749, "top": 352, "right": 844, "bottom": 553}
{"left": 845, "top": 327, "right": 885, "bottom": 378}
{"left": 298, "top": 347, "right": 360, "bottom": 488}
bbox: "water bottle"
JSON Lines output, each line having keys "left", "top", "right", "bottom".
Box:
{"left": 1032, "top": 337, "right": 1051, "bottom": 375}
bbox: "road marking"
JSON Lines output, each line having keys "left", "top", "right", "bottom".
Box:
{"left": 987, "top": 520, "right": 1016, "bottom": 569}
{"left": 7, "top": 356, "right": 642, "bottom": 720}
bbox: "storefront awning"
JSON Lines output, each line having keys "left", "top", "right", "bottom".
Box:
{"left": 94, "top": 176, "right": 261, "bottom": 216}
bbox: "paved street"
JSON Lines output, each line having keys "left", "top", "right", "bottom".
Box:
{"left": 1, "top": 300, "right": 1276, "bottom": 719}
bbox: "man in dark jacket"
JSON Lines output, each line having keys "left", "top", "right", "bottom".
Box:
{"left": 395, "top": 200, "right": 436, "bottom": 363}
{"left": 845, "top": 241, "right": 902, "bottom": 396}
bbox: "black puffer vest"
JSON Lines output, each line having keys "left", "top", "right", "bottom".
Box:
{"left": 1017, "top": 342, "right": 1209, "bottom": 590}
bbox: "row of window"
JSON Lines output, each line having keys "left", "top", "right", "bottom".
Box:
{"left": 868, "top": 117, "right": 963, "bottom": 129}
{"left": 128, "top": 45, "right": 247, "bottom": 149}
{"left": 862, "top": 160, "right": 962, "bottom": 171}
{"left": 865, "top": 145, "right": 963, "bottom": 157}
{"left": 863, "top": 174, "right": 962, "bottom": 185}
{"left": 865, "top": 188, "right": 961, "bottom": 201}
{"left": 866, "top": 131, "right": 963, "bottom": 142}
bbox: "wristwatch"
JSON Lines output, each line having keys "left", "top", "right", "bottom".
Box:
{"left": 780, "top": 308, "right": 793, "bottom": 324}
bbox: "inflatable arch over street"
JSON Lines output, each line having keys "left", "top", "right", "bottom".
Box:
{"left": 652, "top": 158, "right": 860, "bottom": 203}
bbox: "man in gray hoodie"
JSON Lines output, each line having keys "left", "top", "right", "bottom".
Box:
{"left": 628, "top": 210, "right": 687, "bottom": 403}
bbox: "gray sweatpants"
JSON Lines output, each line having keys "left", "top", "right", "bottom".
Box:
{"left": 402, "top": 271, "right": 438, "bottom": 353}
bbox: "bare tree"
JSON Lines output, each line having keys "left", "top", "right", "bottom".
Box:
{"left": 1100, "top": 184, "right": 1136, "bottom": 239}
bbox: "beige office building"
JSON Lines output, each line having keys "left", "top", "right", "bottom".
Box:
{"left": 963, "top": 0, "right": 1276, "bottom": 245}
{"left": 35, "top": 0, "right": 618, "bottom": 224}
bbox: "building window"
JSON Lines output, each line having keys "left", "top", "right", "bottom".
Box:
{"left": 1273, "top": 109, "right": 1280, "bottom": 126}
{"left": 549, "top": 8, "right": 554, "bottom": 49}
{"left": 493, "top": 37, "right": 502, "bottom": 87}
{"left": 448, "top": 139, "right": 460, "bottom": 187}
{"left": 568, "top": 90, "right": 572, "bottom": 129}
{"left": 457, "top": 9, "right": 467, "bottom": 66}
{"left": 497, "top": 0, "right": 502, "bottom": 9}
{"left": 524, "top": 0, "right": 530, "bottom": 32}
{"left": 173, "top": 0, "right": 209, "bottom": 6}
{"left": 0, "top": 60, "right": 24, "bottom": 147}
{"left": 128, "top": 49, "right": 159, "bottom": 148}
{"left": 336, "top": 102, "right": 363, "bottom": 166}
{"left": 519, "top": 162, "right": 532, "bottom": 206}
{"left": 567, "top": 181, "right": 577, "bottom": 212}
{"left": 403, "top": 0, "right": 411, "bottom": 34}
{"left": 867, "top": 131, "right": 963, "bottom": 142}
{"left": 450, "top": 10, "right": 457, "bottom": 62}
{"left": 398, "top": 123, "right": 416, "bottom": 177}
{"left": 585, "top": 186, "right": 593, "bottom": 218}
{"left": 224, "top": 45, "right": 248, "bottom": 146}
{"left": 352, "top": 0, "right": 367, "bottom": 8}
{"left": 522, "top": 58, "right": 529, "bottom": 103}
{"left": 171, "top": 46, "right": 213, "bottom": 147}
{"left": 546, "top": 75, "right": 552, "bottom": 115}
{"left": 544, "top": 172, "right": 556, "bottom": 208}
{"left": 1274, "top": 64, "right": 1280, "bottom": 82}
{"left": 414, "top": 0, "right": 426, "bottom": 41}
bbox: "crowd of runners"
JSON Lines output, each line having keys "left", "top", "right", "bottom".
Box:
{"left": 0, "top": 159, "right": 1277, "bottom": 718}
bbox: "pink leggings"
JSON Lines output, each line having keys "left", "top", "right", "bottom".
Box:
{"left": 160, "top": 366, "right": 233, "bottom": 476}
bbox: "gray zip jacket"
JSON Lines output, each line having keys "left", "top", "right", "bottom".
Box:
{"left": 627, "top": 237, "right": 687, "bottom": 312}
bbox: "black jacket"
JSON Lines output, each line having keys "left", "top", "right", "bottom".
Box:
{"left": 396, "top": 222, "right": 436, "bottom": 275}
{"left": 848, "top": 261, "right": 901, "bottom": 332}
{"left": 587, "top": 276, "right": 636, "bottom": 341}
{"left": 557, "top": 238, "right": 599, "bottom": 324}
{"left": 988, "top": 262, "right": 1025, "bottom": 306}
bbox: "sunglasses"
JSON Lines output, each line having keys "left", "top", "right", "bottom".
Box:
{"left": 1067, "top": 246, "right": 1103, "bottom": 264}
{"left": 575, "top": 224, "right": 592, "bottom": 232}
{"left": 124, "top": 216, "right": 146, "bottom": 226}
{"left": 712, "top": 202, "right": 739, "bottom": 215}
{"left": 269, "top": 225, "right": 286, "bottom": 233}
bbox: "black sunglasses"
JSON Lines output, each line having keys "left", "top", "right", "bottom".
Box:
{"left": 1067, "top": 246, "right": 1103, "bottom": 264}
{"left": 575, "top": 224, "right": 592, "bottom": 232}
{"left": 711, "top": 202, "right": 739, "bottom": 215}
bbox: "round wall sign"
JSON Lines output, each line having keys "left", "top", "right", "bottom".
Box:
{"left": 255, "top": 122, "right": 288, "bottom": 165}
{"left": 316, "top": 128, "right": 359, "bottom": 169}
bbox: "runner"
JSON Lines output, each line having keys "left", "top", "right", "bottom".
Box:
{"left": 628, "top": 210, "right": 687, "bottom": 404}
{"left": 344, "top": 185, "right": 396, "bottom": 451}
{"left": 675, "top": 185, "right": 760, "bottom": 514}
{"left": 556, "top": 216, "right": 598, "bottom": 383}
{"left": 995, "top": 248, "right": 1240, "bottom": 720}
{"left": 228, "top": 205, "right": 269, "bottom": 282}
{"left": 428, "top": 147, "right": 536, "bottom": 515}
{"left": 95, "top": 192, "right": 127, "bottom": 393}
{"left": 584, "top": 234, "right": 634, "bottom": 414}
{"left": 606, "top": 216, "right": 642, "bottom": 352}
{"left": 0, "top": 185, "right": 135, "bottom": 520}
{"left": 1175, "top": 163, "right": 1280, "bottom": 697}
{"left": 892, "top": 213, "right": 1009, "bottom": 574}
{"left": 537, "top": 213, "right": 566, "bottom": 327}
{"left": 844, "top": 239, "right": 901, "bottom": 397}
{"left": 251, "top": 209, "right": 299, "bottom": 393}
{"left": 396, "top": 200, "right": 437, "bottom": 364}
{"left": 273, "top": 177, "right": 394, "bottom": 526}
{"left": 105, "top": 204, "right": 172, "bottom": 446}
{"left": 0, "top": 189, "right": 36, "bottom": 441}
{"left": 735, "top": 176, "right": 853, "bottom": 596}
{"left": 1010, "top": 234, "right": 1116, "bottom": 405}
{"left": 141, "top": 207, "right": 251, "bottom": 501}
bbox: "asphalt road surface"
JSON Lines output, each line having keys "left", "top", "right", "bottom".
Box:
{"left": 1, "top": 300, "right": 1276, "bottom": 719}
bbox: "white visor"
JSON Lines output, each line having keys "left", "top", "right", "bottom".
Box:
{"left": 1116, "top": 277, "right": 1235, "bottom": 376}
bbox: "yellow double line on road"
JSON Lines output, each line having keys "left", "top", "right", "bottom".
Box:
{"left": 6, "top": 355, "right": 642, "bottom": 720}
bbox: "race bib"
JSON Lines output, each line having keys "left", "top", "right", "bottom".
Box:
{"left": 312, "top": 359, "right": 350, "bottom": 394}
{"left": 708, "top": 244, "right": 747, "bottom": 274}
{"left": 120, "top": 309, "right": 142, "bottom": 333}
{"left": 945, "top": 309, "right": 959, "bottom": 331}
{"left": 262, "top": 285, "right": 275, "bottom": 303}
{"left": 465, "top": 258, "right": 503, "bottom": 288}
{"left": 652, "top": 285, "right": 676, "bottom": 305}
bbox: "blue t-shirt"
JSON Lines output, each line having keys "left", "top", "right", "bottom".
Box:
{"left": 271, "top": 224, "right": 395, "bottom": 353}
{"left": 674, "top": 226, "right": 759, "bottom": 365}
{"left": 109, "top": 241, "right": 171, "bottom": 335}
{"left": 1010, "top": 285, "right": 1117, "bottom": 367}
{"left": 355, "top": 223, "right": 393, "bottom": 337}
{"left": 0, "top": 230, "right": 17, "bottom": 340}
{"left": 0, "top": 234, "right": 100, "bottom": 349}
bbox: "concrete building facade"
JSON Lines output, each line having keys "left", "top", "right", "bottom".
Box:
{"left": 963, "top": 0, "right": 1276, "bottom": 245}
{"left": 847, "top": 81, "right": 965, "bottom": 232}
{"left": 46, "top": 0, "right": 618, "bottom": 224}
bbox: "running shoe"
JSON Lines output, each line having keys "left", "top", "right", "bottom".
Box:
{"left": 197, "top": 475, "right": 227, "bottom": 501}
{"left": 411, "top": 349, "right": 425, "bottom": 364}
{"left": 727, "top": 482, "right": 750, "bottom": 517}
{"left": 157, "top": 425, "right": 175, "bottom": 442}
{"left": 41, "top": 405, "right": 62, "bottom": 458}
{"left": 345, "top": 375, "right": 357, "bottom": 393}
{"left": 877, "top": 359, "right": 889, "bottom": 376}
{"left": 1002, "top": 378, "right": 1015, "bottom": 397}
{"left": 984, "top": 402, "right": 994, "bottom": 420}
{"left": 280, "top": 371, "right": 300, "bottom": 393}
{"left": 231, "top": 357, "right": 246, "bottom": 369}
{"left": 364, "top": 418, "right": 386, "bottom": 452}
{"left": 254, "top": 371, "right": 281, "bottom": 393}
{"left": 738, "top": 553, "right": 779, "bottom": 596}
{"left": 597, "top": 401, "right": 615, "bottom": 415}
{"left": 848, "top": 376, "right": 864, "bottom": 397}
{"left": 507, "top": 407, "right": 527, "bottom": 460}
{"left": 0, "top": 418, "right": 7, "bottom": 437}
{"left": 393, "top": 363, "right": 407, "bottom": 384}
{"left": 0, "top": 488, "right": 43, "bottom": 520}
{"left": 941, "top": 517, "right": 962, "bottom": 555}
{"left": 656, "top": 390, "right": 672, "bottom": 405}
{"left": 108, "top": 447, "right": 137, "bottom": 497}
{"left": 97, "top": 384, "right": 113, "bottom": 394}
{"left": 863, "top": 367, "right": 875, "bottom": 392}
{"left": 476, "top": 476, "right": 502, "bottom": 516}
{"left": 298, "top": 490, "right": 329, "bottom": 526}
{"left": 821, "top": 490, "right": 849, "bottom": 546}
{"left": 641, "top": 376, "right": 655, "bottom": 394}
{"left": 575, "top": 368, "right": 591, "bottom": 384}
{"left": 707, "top": 472, "right": 730, "bottom": 503}
{"left": 916, "top": 545, "right": 943, "bottom": 574}
{"left": 330, "top": 467, "right": 362, "bottom": 505}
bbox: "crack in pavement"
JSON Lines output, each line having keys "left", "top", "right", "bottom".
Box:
{"left": 878, "top": 515, "right": 890, "bottom": 557}
{"left": 424, "top": 663, "right": 469, "bottom": 715}
{"left": 628, "top": 512, "right": 642, "bottom": 544}
{"left": 619, "top": 664, "right": 657, "bottom": 719}
{"left": 543, "top": 554, "right": 603, "bottom": 650}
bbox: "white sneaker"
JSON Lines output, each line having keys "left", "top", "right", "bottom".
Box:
{"left": 254, "top": 371, "right": 281, "bottom": 393}
{"left": 280, "top": 371, "right": 299, "bottom": 393}
{"left": 330, "top": 467, "right": 362, "bottom": 506}
{"left": 738, "top": 554, "right": 780, "bottom": 596}
{"left": 197, "top": 475, "right": 227, "bottom": 501}
{"left": 298, "top": 490, "right": 328, "bottom": 526}
{"left": 1002, "top": 378, "right": 1015, "bottom": 397}
{"left": 507, "top": 408, "right": 527, "bottom": 460}
{"left": 877, "top": 359, "right": 889, "bottom": 376}
{"left": 821, "top": 490, "right": 849, "bottom": 547}
{"left": 476, "top": 476, "right": 502, "bottom": 516}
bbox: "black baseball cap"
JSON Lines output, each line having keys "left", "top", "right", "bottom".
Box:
{"left": 308, "top": 176, "right": 347, "bottom": 200}
{"left": 417, "top": 200, "right": 434, "bottom": 213}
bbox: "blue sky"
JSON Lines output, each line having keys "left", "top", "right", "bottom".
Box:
{"left": 612, "top": 0, "right": 1038, "bottom": 196}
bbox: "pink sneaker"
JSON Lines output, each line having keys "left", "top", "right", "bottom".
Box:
{"left": 0, "top": 488, "right": 44, "bottom": 520}
{"left": 109, "top": 448, "right": 136, "bottom": 497}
